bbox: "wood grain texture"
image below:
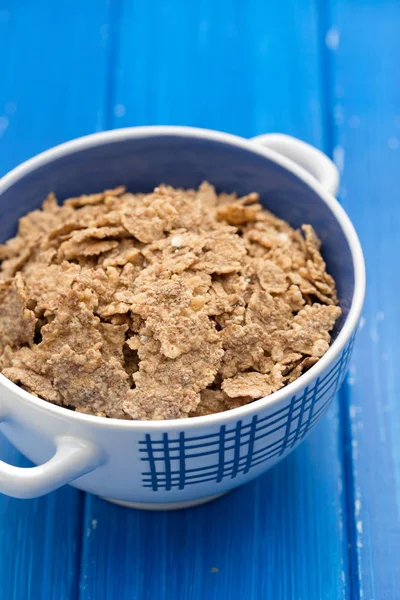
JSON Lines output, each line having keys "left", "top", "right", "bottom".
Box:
{"left": 0, "top": 2, "right": 111, "bottom": 598}
{"left": 79, "top": 2, "right": 350, "bottom": 599}
{"left": 0, "top": 439, "right": 83, "bottom": 600}
{"left": 329, "top": 1, "right": 400, "bottom": 597}
{"left": 111, "top": 0, "right": 325, "bottom": 143}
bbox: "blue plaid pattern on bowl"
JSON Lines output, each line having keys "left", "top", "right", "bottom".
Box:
{"left": 140, "top": 333, "right": 355, "bottom": 492}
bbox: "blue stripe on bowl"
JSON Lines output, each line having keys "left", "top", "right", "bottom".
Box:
{"left": 140, "top": 333, "right": 356, "bottom": 491}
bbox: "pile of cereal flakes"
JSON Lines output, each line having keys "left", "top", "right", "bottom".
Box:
{"left": 0, "top": 183, "right": 341, "bottom": 420}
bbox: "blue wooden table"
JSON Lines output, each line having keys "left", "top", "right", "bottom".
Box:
{"left": 0, "top": 1, "right": 399, "bottom": 598}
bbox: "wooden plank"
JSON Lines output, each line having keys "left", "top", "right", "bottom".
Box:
{"left": 328, "top": 1, "right": 400, "bottom": 597}
{"left": 0, "top": 1, "right": 110, "bottom": 173}
{"left": 0, "top": 2, "right": 110, "bottom": 598}
{"left": 80, "top": 2, "right": 350, "bottom": 599}
{"left": 110, "top": 0, "right": 324, "bottom": 143}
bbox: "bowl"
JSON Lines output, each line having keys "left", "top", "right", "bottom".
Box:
{"left": 0, "top": 127, "right": 365, "bottom": 509}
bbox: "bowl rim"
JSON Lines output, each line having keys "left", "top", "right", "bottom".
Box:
{"left": 0, "top": 125, "right": 366, "bottom": 430}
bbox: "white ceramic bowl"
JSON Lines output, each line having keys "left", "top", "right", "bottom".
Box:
{"left": 0, "top": 127, "right": 365, "bottom": 509}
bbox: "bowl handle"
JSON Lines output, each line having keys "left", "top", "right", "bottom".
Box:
{"left": 0, "top": 435, "right": 102, "bottom": 499}
{"left": 250, "top": 133, "right": 339, "bottom": 197}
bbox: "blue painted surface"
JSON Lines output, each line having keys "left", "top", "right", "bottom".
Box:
{"left": 0, "top": 1, "right": 398, "bottom": 599}
{"left": 330, "top": 1, "right": 400, "bottom": 598}
{"left": 0, "top": 2, "right": 110, "bottom": 598}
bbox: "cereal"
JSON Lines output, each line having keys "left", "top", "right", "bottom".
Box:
{"left": 141, "top": 231, "right": 205, "bottom": 274}
{"left": 99, "top": 322, "right": 128, "bottom": 364}
{"left": 0, "top": 182, "right": 341, "bottom": 419}
{"left": 222, "top": 368, "right": 284, "bottom": 399}
{"left": 73, "top": 266, "right": 125, "bottom": 317}
{"left": 0, "top": 344, "right": 14, "bottom": 369}
{"left": 0, "top": 275, "right": 36, "bottom": 348}
{"left": 282, "top": 284, "right": 306, "bottom": 312}
{"left": 23, "top": 263, "right": 81, "bottom": 316}
{"left": 287, "top": 356, "right": 319, "bottom": 383}
{"left": 245, "top": 291, "right": 292, "bottom": 335}
{"left": 64, "top": 186, "right": 126, "bottom": 208}
{"left": 270, "top": 304, "right": 342, "bottom": 361}
{"left": 47, "top": 346, "right": 130, "bottom": 418}
{"left": 254, "top": 258, "right": 288, "bottom": 294}
{"left": 191, "top": 229, "right": 247, "bottom": 274}
{"left": 0, "top": 241, "right": 33, "bottom": 278}
{"left": 3, "top": 367, "right": 62, "bottom": 404}
{"left": 130, "top": 275, "right": 220, "bottom": 360}
{"left": 196, "top": 181, "right": 218, "bottom": 210}
{"left": 58, "top": 238, "right": 119, "bottom": 260}
{"left": 216, "top": 202, "right": 261, "bottom": 226}
{"left": 101, "top": 240, "right": 141, "bottom": 268}
{"left": 123, "top": 342, "right": 140, "bottom": 379}
{"left": 39, "top": 290, "right": 104, "bottom": 355}
{"left": 205, "top": 280, "right": 244, "bottom": 318}
{"left": 123, "top": 334, "right": 223, "bottom": 420}
{"left": 121, "top": 185, "right": 201, "bottom": 243}
{"left": 220, "top": 324, "right": 264, "bottom": 378}
{"left": 57, "top": 226, "right": 129, "bottom": 261}
{"left": 190, "top": 389, "right": 245, "bottom": 417}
